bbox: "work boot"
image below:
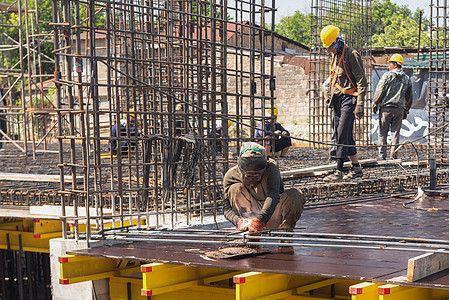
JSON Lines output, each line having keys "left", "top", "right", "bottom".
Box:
{"left": 323, "top": 170, "right": 343, "bottom": 182}
{"left": 343, "top": 166, "right": 363, "bottom": 180}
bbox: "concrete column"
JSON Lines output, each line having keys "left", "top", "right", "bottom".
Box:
{"left": 50, "top": 238, "right": 108, "bottom": 300}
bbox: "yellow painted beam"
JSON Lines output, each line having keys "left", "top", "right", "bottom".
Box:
{"left": 378, "top": 284, "right": 449, "bottom": 300}
{"left": 203, "top": 271, "right": 243, "bottom": 285}
{"left": 110, "top": 276, "right": 236, "bottom": 300}
{"left": 296, "top": 279, "right": 339, "bottom": 294}
{"left": 140, "top": 263, "right": 240, "bottom": 297}
{"left": 234, "top": 272, "right": 331, "bottom": 300}
{"left": 156, "top": 285, "right": 235, "bottom": 300}
{"left": 108, "top": 276, "right": 147, "bottom": 300}
{"left": 32, "top": 219, "right": 62, "bottom": 234}
{"left": 378, "top": 284, "right": 430, "bottom": 300}
{"left": 0, "top": 229, "right": 54, "bottom": 252}
{"left": 69, "top": 218, "right": 145, "bottom": 233}
{"left": 349, "top": 282, "right": 379, "bottom": 300}
{"left": 0, "top": 221, "right": 24, "bottom": 231}
{"left": 278, "top": 296, "right": 349, "bottom": 300}
{"left": 59, "top": 255, "right": 141, "bottom": 285}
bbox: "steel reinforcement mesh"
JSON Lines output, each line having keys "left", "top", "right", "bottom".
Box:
{"left": 309, "top": 0, "right": 372, "bottom": 148}
{"left": 429, "top": 0, "right": 449, "bottom": 159}
{"left": 51, "top": 0, "right": 276, "bottom": 239}
{"left": 0, "top": 0, "right": 60, "bottom": 160}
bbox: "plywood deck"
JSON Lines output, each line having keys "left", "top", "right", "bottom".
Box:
{"left": 69, "top": 196, "right": 449, "bottom": 289}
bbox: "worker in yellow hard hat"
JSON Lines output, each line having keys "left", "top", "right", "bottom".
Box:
{"left": 255, "top": 106, "right": 292, "bottom": 157}
{"left": 320, "top": 25, "right": 368, "bottom": 182}
{"left": 372, "top": 53, "right": 412, "bottom": 160}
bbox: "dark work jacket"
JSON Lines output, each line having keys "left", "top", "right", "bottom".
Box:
{"left": 255, "top": 121, "right": 289, "bottom": 139}
{"left": 222, "top": 160, "right": 284, "bottom": 225}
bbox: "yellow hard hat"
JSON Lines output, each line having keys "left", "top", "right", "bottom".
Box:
{"left": 320, "top": 25, "right": 340, "bottom": 48}
{"left": 387, "top": 54, "right": 404, "bottom": 65}
{"left": 129, "top": 108, "right": 135, "bottom": 118}
{"left": 175, "top": 104, "right": 182, "bottom": 111}
{"left": 227, "top": 120, "right": 232, "bottom": 128}
{"left": 266, "top": 106, "right": 278, "bottom": 116}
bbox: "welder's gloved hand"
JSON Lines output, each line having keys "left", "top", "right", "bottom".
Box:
{"left": 247, "top": 218, "right": 267, "bottom": 233}
{"left": 237, "top": 218, "right": 252, "bottom": 231}
{"left": 354, "top": 103, "right": 364, "bottom": 120}
{"left": 403, "top": 111, "right": 408, "bottom": 120}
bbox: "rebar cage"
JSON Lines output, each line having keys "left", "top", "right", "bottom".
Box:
{"left": 308, "top": 0, "right": 372, "bottom": 148}
{"left": 429, "top": 0, "right": 449, "bottom": 159}
{"left": 0, "top": 0, "right": 59, "bottom": 160}
{"left": 50, "top": 0, "right": 276, "bottom": 240}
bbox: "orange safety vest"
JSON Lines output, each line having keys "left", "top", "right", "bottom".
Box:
{"left": 329, "top": 46, "right": 359, "bottom": 97}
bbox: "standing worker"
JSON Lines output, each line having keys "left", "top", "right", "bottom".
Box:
{"left": 373, "top": 54, "right": 412, "bottom": 160}
{"left": 223, "top": 142, "right": 305, "bottom": 233}
{"left": 320, "top": 25, "right": 368, "bottom": 181}
{"left": 0, "top": 81, "right": 6, "bottom": 151}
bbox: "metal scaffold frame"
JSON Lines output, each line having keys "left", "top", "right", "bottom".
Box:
{"left": 0, "top": 0, "right": 58, "bottom": 161}
{"left": 308, "top": 0, "right": 372, "bottom": 148}
{"left": 50, "top": 0, "right": 276, "bottom": 240}
{"left": 429, "top": 0, "right": 449, "bottom": 159}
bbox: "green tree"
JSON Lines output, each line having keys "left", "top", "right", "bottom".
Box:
{"left": 372, "top": 0, "right": 411, "bottom": 36}
{"left": 372, "top": 15, "right": 430, "bottom": 47}
{"left": 275, "top": 11, "right": 311, "bottom": 46}
{"left": 413, "top": 9, "right": 430, "bottom": 31}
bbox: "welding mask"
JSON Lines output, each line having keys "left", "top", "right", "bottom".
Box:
{"left": 238, "top": 155, "right": 267, "bottom": 186}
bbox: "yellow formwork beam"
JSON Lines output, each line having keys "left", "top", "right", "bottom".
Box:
{"left": 0, "top": 218, "right": 62, "bottom": 235}
{"left": 349, "top": 282, "right": 379, "bottom": 300}
{"left": 109, "top": 276, "right": 147, "bottom": 300}
{"left": 140, "top": 263, "right": 240, "bottom": 297}
{"left": 233, "top": 272, "right": 340, "bottom": 300}
{"left": 59, "top": 255, "right": 141, "bottom": 285}
{"left": 378, "top": 284, "right": 449, "bottom": 300}
{"left": 69, "top": 218, "right": 145, "bottom": 233}
{"left": 0, "top": 229, "right": 59, "bottom": 252}
{"left": 110, "top": 274, "right": 236, "bottom": 300}
{"left": 378, "top": 284, "right": 427, "bottom": 299}
{"left": 32, "top": 219, "right": 62, "bottom": 234}
{"left": 0, "top": 220, "right": 24, "bottom": 231}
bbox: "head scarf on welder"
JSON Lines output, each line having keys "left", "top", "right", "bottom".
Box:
{"left": 238, "top": 142, "right": 267, "bottom": 172}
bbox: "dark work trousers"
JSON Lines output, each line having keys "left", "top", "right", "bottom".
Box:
{"left": 0, "top": 111, "right": 5, "bottom": 149}
{"left": 332, "top": 94, "right": 357, "bottom": 159}
{"left": 271, "top": 136, "right": 292, "bottom": 153}
{"left": 378, "top": 106, "right": 404, "bottom": 158}
{"left": 227, "top": 183, "right": 305, "bottom": 231}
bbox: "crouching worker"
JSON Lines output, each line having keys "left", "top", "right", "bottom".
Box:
{"left": 223, "top": 142, "right": 305, "bottom": 233}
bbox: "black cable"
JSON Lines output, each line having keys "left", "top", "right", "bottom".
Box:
{"left": 94, "top": 58, "right": 449, "bottom": 151}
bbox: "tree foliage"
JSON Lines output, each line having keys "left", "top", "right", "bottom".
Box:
{"left": 372, "top": 14, "right": 430, "bottom": 47}
{"left": 371, "top": 0, "right": 411, "bottom": 36}
{"left": 275, "top": 11, "right": 311, "bottom": 47}
{"left": 275, "top": 0, "right": 430, "bottom": 49}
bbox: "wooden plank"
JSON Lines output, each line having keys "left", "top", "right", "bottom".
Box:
{"left": 0, "top": 172, "right": 79, "bottom": 183}
{"left": 280, "top": 159, "right": 377, "bottom": 177}
{"left": 407, "top": 253, "right": 449, "bottom": 282}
